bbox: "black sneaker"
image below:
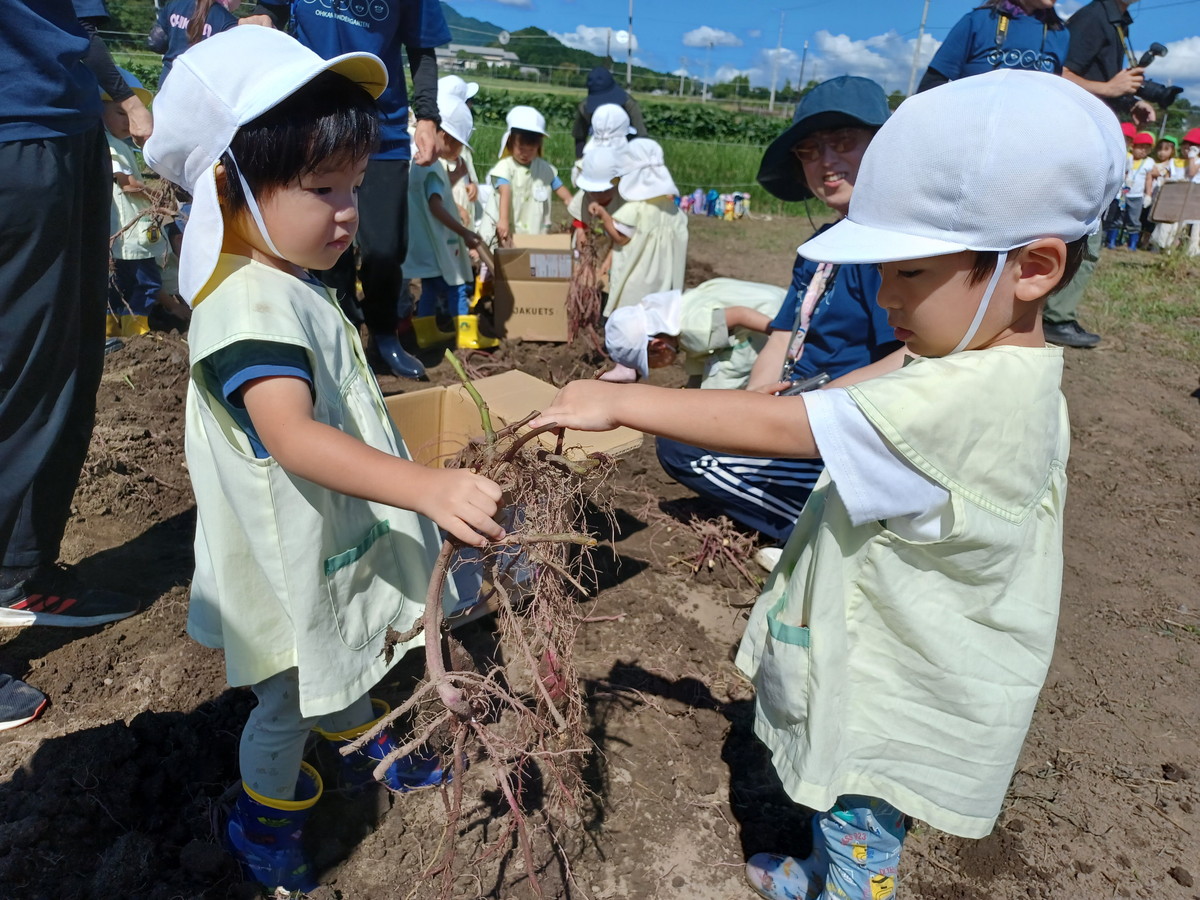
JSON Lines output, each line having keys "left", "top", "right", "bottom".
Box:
{"left": 0, "top": 567, "right": 140, "bottom": 628}
{"left": 0, "top": 674, "right": 48, "bottom": 731}
{"left": 1043, "top": 320, "right": 1101, "bottom": 349}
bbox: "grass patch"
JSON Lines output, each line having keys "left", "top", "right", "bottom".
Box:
{"left": 1087, "top": 250, "right": 1200, "bottom": 362}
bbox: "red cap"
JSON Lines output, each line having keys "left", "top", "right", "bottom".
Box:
{"left": 1132, "top": 132, "right": 1155, "bottom": 146}
{"left": 1120, "top": 122, "right": 1137, "bottom": 138}
{"left": 1184, "top": 128, "right": 1200, "bottom": 145}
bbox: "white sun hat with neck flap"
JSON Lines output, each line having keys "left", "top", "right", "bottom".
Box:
{"left": 499, "top": 105, "right": 548, "bottom": 158}
{"left": 618, "top": 138, "right": 678, "bottom": 201}
{"left": 144, "top": 27, "right": 387, "bottom": 306}
{"left": 798, "top": 69, "right": 1124, "bottom": 353}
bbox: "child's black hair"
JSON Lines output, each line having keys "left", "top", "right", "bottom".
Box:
{"left": 967, "top": 236, "right": 1088, "bottom": 299}
{"left": 506, "top": 128, "right": 544, "bottom": 154}
{"left": 218, "top": 70, "right": 379, "bottom": 214}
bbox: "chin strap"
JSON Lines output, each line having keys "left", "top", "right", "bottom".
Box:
{"left": 227, "top": 152, "right": 285, "bottom": 260}
{"left": 950, "top": 249, "right": 1008, "bottom": 355}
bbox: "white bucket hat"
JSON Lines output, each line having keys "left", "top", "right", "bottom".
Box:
{"left": 604, "top": 289, "right": 684, "bottom": 378}
{"left": 575, "top": 145, "right": 623, "bottom": 193}
{"left": 798, "top": 69, "right": 1124, "bottom": 353}
{"left": 618, "top": 138, "right": 679, "bottom": 201}
{"left": 437, "top": 94, "right": 474, "bottom": 150}
{"left": 438, "top": 74, "right": 479, "bottom": 102}
{"left": 143, "top": 27, "right": 386, "bottom": 306}
{"left": 499, "top": 105, "right": 548, "bottom": 158}
{"left": 586, "top": 103, "right": 636, "bottom": 149}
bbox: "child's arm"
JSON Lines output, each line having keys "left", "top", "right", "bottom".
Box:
{"left": 555, "top": 183, "right": 574, "bottom": 206}
{"left": 723, "top": 306, "right": 773, "bottom": 334}
{"left": 746, "top": 330, "right": 792, "bottom": 393}
{"left": 241, "top": 376, "right": 504, "bottom": 546}
{"left": 589, "top": 202, "right": 631, "bottom": 246}
{"left": 529, "top": 380, "right": 818, "bottom": 459}
{"left": 822, "top": 346, "right": 910, "bottom": 389}
{"left": 427, "top": 191, "right": 483, "bottom": 249}
{"left": 496, "top": 183, "right": 513, "bottom": 246}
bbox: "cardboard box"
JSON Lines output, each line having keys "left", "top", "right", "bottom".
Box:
{"left": 1150, "top": 181, "right": 1200, "bottom": 223}
{"left": 384, "top": 368, "right": 642, "bottom": 467}
{"left": 491, "top": 233, "right": 573, "bottom": 342}
{"left": 384, "top": 370, "right": 642, "bottom": 625}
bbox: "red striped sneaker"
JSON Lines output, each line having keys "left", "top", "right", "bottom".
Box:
{"left": 0, "top": 675, "right": 48, "bottom": 731}
{"left": 0, "top": 570, "right": 139, "bottom": 628}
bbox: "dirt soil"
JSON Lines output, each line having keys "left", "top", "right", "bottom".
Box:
{"left": 2, "top": 215, "right": 1199, "bottom": 900}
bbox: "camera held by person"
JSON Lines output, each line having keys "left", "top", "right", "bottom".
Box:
{"left": 1121, "top": 43, "right": 1184, "bottom": 110}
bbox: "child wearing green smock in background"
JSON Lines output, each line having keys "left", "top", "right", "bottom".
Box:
{"left": 528, "top": 70, "right": 1124, "bottom": 900}
{"left": 594, "top": 138, "right": 688, "bottom": 317}
{"left": 481, "top": 105, "right": 573, "bottom": 248}
{"left": 144, "top": 29, "right": 504, "bottom": 895}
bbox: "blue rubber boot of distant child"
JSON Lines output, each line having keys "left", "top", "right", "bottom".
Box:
{"left": 745, "top": 815, "right": 829, "bottom": 900}
{"left": 373, "top": 332, "right": 427, "bottom": 380}
{"left": 818, "top": 795, "right": 907, "bottom": 900}
{"left": 317, "top": 698, "right": 448, "bottom": 793}
{"left": 226, "top": 761, "right": 322, "bottom": 894}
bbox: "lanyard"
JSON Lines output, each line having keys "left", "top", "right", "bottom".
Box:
{"left": 1115, "top": 25, "right": 1138, "bottom": 69}
{"left": 780, "top": 262, "right": 838, "bottom": 382}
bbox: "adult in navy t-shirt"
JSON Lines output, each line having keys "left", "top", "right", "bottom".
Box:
{"left": 250, "top": 0, "right": 451, "bottom": 380}
{"left": 148, "top": 0, "right": 240, "bottom": 86}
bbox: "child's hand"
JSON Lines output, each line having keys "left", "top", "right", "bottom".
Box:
{"left": 587, "top": 201, "right": 608, "bottom": 219}
{"left": 496, "top": 219, "right": 512, "bottom": 247}
{"left": 417, "top": 467, "right": 505, "bottom": 547}
{"left": 462, "top": 230, "right": 484, "bottom": 250}
{"left": 466, "top": 181, "right": 479, "bottom": 202}
{"left": 528, "top": 381, "right": 624, "bottom": 432}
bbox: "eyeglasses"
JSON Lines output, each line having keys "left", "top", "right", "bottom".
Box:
{"left": 791, "top": 128, "right": 869, "bottom": 162}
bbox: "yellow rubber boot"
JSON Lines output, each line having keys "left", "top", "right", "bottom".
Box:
{"left": 455, "top": 315, "right": 499, "bottom": 350}
{"left": 105, "top": 314, "right": 122, "bottom": 338}
{"left": 120, "top": 315, "right": 150, "bottom": 337}
{"left": 412, "top": 315, "right": 455, "bottom": 348}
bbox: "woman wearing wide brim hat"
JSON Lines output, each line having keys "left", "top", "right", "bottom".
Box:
{"left": 657, "top": 75, "right": 905, "bottom": 558}
{"left": 571, "top": 67, "right": 648, "bottom": 158}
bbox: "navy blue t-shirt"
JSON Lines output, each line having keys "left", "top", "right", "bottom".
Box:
{"left": 928, "top": 7, "right": 1069, "bottom": 79}
{"left": 291, "top": 0, "right": 451, "bottom": 161}
{"left": 202, "top": 340, "right": 314, "bottom": 459}
{"left": 1, "top": 0, "right": 102, "bottom": 141}
{"left": 770, "top": 247, "right": 900, "bottom": 382}
{"left": 150, "top": 0, "right": 239, "bottom": 85}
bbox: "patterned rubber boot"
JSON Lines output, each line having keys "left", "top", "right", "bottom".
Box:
{"left": 226, "top": 762, "right": 322, "bottom": 893}
{"left": 745, "top": 815, "right": 828, "bottom": 899}
{"left": 455, "top": 314, "right": 500, "bottom": 350}
{"left": 817, "top": 795, "right": 907, "bottom": 900}
{"left": 412, "top": 315, "right": 456, "bottom": 348}
{"left": 316, "top": 698, "right": 448, "bottom": 793}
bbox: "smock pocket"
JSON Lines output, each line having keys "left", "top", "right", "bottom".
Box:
{"left": 322, "top": 519, "right": 404, "bottom": 650}
{"left": 754, "top": 595, "right": 812, "bottom": 726}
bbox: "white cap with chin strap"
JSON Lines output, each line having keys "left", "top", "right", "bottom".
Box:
{"left": 796, "top": 69, "right": 1125, "bottom": 354}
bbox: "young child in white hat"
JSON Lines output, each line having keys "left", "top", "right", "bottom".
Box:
{"left": 481, "top": 105, "right": 573, "bottom": 247}
{"left": 601, "top": 278, "right": 786, "bottom": 388}
{"left": 143, "top": 27, "right": 504, "bottom": 894}
{"left": 404, "top": 93, "right": 495, "bottom": 350}
{"left": 568, "top": 143, "right": 625, "bottom": 287}
{"left": 530, "top": 69, "right": 1124, "bottom": 900}
{"left": 437, "top": 74, "right": 482, "bottom": 231}
{"left": 570, "top": 101, "right": 635, "bottom": 187}
{"left": 596, "top": 137, "right": 689, "bottom": 316}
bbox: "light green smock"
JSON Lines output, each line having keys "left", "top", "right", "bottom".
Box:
{"left": 186, "top": 256, "right": 453, "bottom": 717}
{"left": 605, "top": 196, "right": 688, "bottom": 317}
{"left": 735, "top": 346, "right": 1068, "bottom": 838}
{"left": 676, "top": 278, "right": 787, "bottom": 389}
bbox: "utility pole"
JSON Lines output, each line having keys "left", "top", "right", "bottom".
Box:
{"left": 769, "top": 10, "right": 785, "bottom": 113}
{"left": 702, "top": 40, "right": 713, "bottom": 102}
{"left": 798, "top": 40, "right": 809, "bottom": 91}
{"left": 906, "top": 0, "right": 931, "bottom": 96}
{"left": 626, "top": 0, "right": 634, "bottom": 87}
{"left": 679, "top": 58, "right": 686, "bottom": 97}
{"left": 606, "top": 27, "right": 612, "bottom": 62}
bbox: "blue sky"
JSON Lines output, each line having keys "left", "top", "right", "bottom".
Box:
{"left": 449, "top": 0, "right": 1200, "bottom": 108}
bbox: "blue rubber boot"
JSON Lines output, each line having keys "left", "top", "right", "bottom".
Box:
{"left": 373, "top": 332, "right": 427, "bottom": 380}
{"left": 745, "top": 814, "right": 828, "bottom": 899}
{"left": 1104, "top": 228, "right": 1120, "bottom": 249}
{"left": 817, "top": 795, "right": 907, "bottom": 900}
{"left": 1127, "top": 232, "right": 1141, "bottom": 252}
{"left": 226, "top": 762, "right": 322, "bottom": 893}
{"left": 317, "top": 698, "right": 448, "bottom": 793}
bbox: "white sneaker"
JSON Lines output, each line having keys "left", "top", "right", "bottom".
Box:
{"left": 753, "top": 546, "right": 783, "bottom": 571}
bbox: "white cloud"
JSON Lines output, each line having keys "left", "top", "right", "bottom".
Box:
{"left": 748, "top": 29, "right": 762, "bottom": 40}
{"left": 682, "top": 26, "right": 743, "bottom": 49}
{"left": 549, "top": 25, "right": 640, "bottom": 56}
{"left": 806, "top": 29, "right": 940, "bottom": 93}
{"left": 672, "top": 66, "right": 690, "bottom": 77}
